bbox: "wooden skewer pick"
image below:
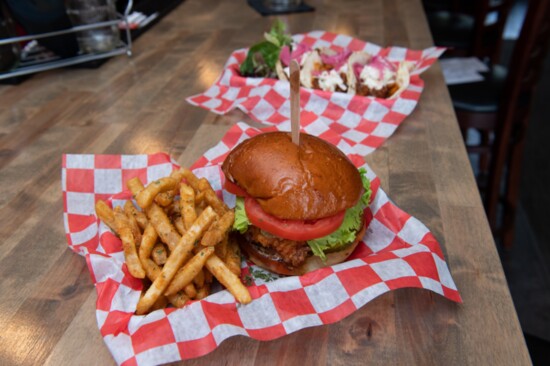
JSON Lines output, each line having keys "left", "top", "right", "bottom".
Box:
{"left": 290, "top": 59, "right": 300, "bottom": 146}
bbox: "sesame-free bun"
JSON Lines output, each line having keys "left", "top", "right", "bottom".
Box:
{"left": 222, "top": 132, "right": 363, "bottom": 220}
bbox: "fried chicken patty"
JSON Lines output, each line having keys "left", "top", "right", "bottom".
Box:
{"left": 244, "top": 226, "right": 311, "bottom": 267}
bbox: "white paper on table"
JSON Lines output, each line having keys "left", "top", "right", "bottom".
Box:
{"left": 439, "top": 57, "right": 490, "bottom": 85}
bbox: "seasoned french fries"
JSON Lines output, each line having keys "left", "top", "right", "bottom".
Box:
{"left": 183, "top": 283, "right": 198, "bottom": 298}
{"left": 197, "top": 177, "right": 213, "bottom": 192}
{"left": 165, "top": 246, "right": 215, "bottom": 296}
{"left": 204, "top": 190, "right": 228, "bottom": 216}
{"left": 154, "top": 191, "right": 175, "bottom": 207}
{"left": 136, "top": 207, "right": 217, "bottom": 315}
{"left": 95, "top": 200, "right": 117, "bottom": 233}
{"left": 142, "top": 258, "right": 161, "bottom": 280}
{"left": 151, "top": 243, "right": 168, "bottom": 265}
{"left": 195, "top": 284, "right": 210, "bottom": 300}
{"left": 226, "top": 236, "right": 242, "bottom": 277}
{"left": 95, "top": 168, "right": 252, "bottom": 314}
{"left": 136, "top": 177, "right": 178, "bottom": 209}
{"left": 146, "top": 204, "right": 181, "bottom": 251}
{"left": 127, "top": 177, "right": 145, "bottom": 196}
{"left": 124, "top": 201, "right": 142, "bottom": 244}
{"left": 139, "top": 223, "right": 158, "bottom": 261}
{"left": 180, "top": 183, "right": 197, "bottom": 230}
{"left": 141, "top": 258, "right": 190, "bottom": 308}
{"left": 206, "top": 255, "right": 251, "bottom": 304}
{"left": 125, "top": 201, "right": 148, "bottom": 230}
{"left": 113, "top": 208, "right": 145, "bottom": 279}
{"left": 169, "top": 168, "right": 186, "bottom": 184}
{"left": 193, "top": 268, "right": 205, "bottom": 288}
{"left": 216, "top": 237, "right": 229, "bottom": 261}
{"left": 201, "top": 210, "right": 235, "bottom": 247}
{"left": 173, "top": 216, "right": 186, "bottom": 236}
{"left": 198, "top": 178, "right": 229, "bottom": 216}
{"left": 180, "top": 168, "right": 201, "bottom": 190}
{"left": 169, "top": 291, "right": 190, "bottom": 308}
{"left": 195, "top": 191, "right": 206, "bottom": 206}
{"left": 150, "top": 294, "right": 170, "bottom": 312}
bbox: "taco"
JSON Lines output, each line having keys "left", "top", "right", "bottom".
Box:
{"left": 299, "top": 48, "right": 351, "bottom": 92}
{"left": 276, "top": 43, "right": 312, "bottom": 81}
{"left": 347, "top": 51, "right": 410, "bottom": 98}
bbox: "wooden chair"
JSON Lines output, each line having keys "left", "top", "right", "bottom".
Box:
{"left": 449, "top": 0, "right": 550, "bottom": 247}
{"left": 426, "top": 0, "right": 513, "bottom": 64}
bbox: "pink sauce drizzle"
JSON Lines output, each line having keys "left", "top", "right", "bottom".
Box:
{"left": 370, "top": 55, "right": 396, "bottom": 72}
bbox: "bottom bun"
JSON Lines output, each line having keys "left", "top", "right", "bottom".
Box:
{"left": 238, "top": 219, "right": 367, "bottom": 276}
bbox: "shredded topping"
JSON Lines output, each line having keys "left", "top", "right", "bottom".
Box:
{"left": 317, "top": 69, "right": 347, "bottom": 92}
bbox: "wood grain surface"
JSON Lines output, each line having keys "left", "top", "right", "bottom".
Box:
{"left": 0, "top": 0, "right": 531, "bottom": 365}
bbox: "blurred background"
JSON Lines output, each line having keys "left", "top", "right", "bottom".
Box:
{"left": 424, "top": 0, "right": 550, "bottom": 364}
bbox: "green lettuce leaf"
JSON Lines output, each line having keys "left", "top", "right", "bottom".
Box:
{"left": 264, "top": 20, "right": 292, "bottom": 48}
{"left": 239, "top": 41, "right": 280, "bottom": 77}
{"left": 231, "top": 168, "right": 372, "bottom": 262}
{"left": 233, "top": 196, "right": 250, "bottom": 233}
{"left": 307, "top": 168, "right": 372, "bottom": 261}
{"left": 240, "top": 20, "right": 292, "bottom": 77}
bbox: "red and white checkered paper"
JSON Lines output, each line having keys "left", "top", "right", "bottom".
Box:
{"left": 187, "top": 31, "right": 445, "bottom": 155}
{"left": 63, "top": 122, "right": 460, "bottom": 366}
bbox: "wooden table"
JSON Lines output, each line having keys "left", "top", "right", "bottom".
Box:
{"left": 0, "top": 0, "right": 531, "bottom": 364}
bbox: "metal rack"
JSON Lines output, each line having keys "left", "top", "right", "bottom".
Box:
{"left": 0, "top": 0, "right": 133, "bottom": 81}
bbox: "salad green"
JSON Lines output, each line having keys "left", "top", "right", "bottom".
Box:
{"left": 240, "top": 20, "right": 292, "bottom": 78}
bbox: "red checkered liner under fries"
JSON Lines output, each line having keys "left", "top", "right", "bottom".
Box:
{"left": 187, "top": 31, "right": 445, "bottom": 155}
{"left": 63, "top": 123, "right": 460, "bottom": 365}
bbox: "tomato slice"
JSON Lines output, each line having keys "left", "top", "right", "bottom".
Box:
{"left": 224, "top": 179, "right": 248, "bottom": 197}
{"left": 244, "top": 196, "right": 345, "bottom": 241}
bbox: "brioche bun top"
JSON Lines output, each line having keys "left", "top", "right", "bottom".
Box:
{"left": 222, "top": 132, "right": 363, "bottom": 220}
